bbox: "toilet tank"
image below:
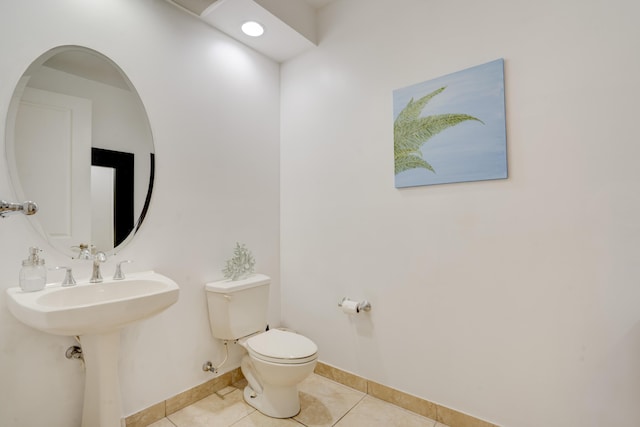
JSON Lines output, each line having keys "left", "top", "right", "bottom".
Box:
{"left": 205, "top": 274, "right": 270, "bottom": 340}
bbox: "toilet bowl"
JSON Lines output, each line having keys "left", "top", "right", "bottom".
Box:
{"left": 205, "top": 274, "right": 318, "bottom": 419}
{"left": 239, "top": 329, "right": 318, "bottom": 417}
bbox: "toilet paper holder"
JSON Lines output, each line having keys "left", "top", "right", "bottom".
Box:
{"left": 338, "top": 297, "right": 372, "bottom": 313}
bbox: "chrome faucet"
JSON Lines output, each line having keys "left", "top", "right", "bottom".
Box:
{"left": 90, "top": 251, "right": 107, "bottom": 283}
{"left": 76, "top": 244, "right": 107, "bottom": 283}
{"left": 51, "top": 266, "right": 76, "bottom": 287}
{"left": 113, "top": 260, "right": 133, "bottom": 280}
{"left": 0, "top": 199, "right": 38, "bottom": 218}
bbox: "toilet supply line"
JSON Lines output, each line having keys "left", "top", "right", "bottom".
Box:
{"left": 203, "top": 340, "right": 232, "bottom": 374}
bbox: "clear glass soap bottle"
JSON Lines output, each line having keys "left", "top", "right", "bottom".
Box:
{"left": 19, "top": 247, "right": 46, "bottom": 292}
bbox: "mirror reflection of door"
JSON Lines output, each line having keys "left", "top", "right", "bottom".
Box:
{"left": 91, "top": 166, "right": 114, "bottom": 250}
{"left": 15, "top": 87, "right": 136, "bottom": 250}
{"left": 14, "top": 87, "right": 92, "bottom": 247}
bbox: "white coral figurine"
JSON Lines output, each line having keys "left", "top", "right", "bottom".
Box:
{"left": 222, "top": 242, "right": 255, "bottom": 281}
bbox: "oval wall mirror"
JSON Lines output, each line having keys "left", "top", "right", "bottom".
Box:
{"left": 5, "top": 46, "right": 155, "bottom": 257}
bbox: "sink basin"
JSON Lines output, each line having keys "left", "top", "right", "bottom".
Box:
{"left": 6, "top": 270, "right": 179, "bottom": 336}
{"left": 6, "top": 269, "right": 179, "bottom": 426}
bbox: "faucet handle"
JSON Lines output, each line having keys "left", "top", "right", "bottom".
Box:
{"left": 113, "top": 260, "right": 133, "bottom": 280}
{"left": 50, "top": 266, "right": 76, "bottom": 287}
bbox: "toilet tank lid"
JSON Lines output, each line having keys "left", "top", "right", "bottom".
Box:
{"left": 205, "top": 274, "right": 270, "bottom": 293}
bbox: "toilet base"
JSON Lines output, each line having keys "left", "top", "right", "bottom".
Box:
{"left": 243, "top": 384, "right": 301, "bottom": 418}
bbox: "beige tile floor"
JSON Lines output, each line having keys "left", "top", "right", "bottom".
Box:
{"left": 148, "top": 374, "right": 449, "bottom": 427}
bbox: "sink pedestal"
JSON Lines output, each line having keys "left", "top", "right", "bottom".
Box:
{"left": 80, "top": 331, "right": 124, "bottom": 427}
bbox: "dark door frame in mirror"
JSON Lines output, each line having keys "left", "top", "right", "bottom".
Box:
{"left": 91, "top": 148, "right": 134, "bottom": 247}
{"left": 136, "top": 152, "right": 154, "bottom": 233}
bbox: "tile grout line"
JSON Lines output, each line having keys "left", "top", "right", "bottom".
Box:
{"left": 329, "top": 392, "right": 368, "bottom": 427}
{"left": 227, "top": 408, "right": 255, "bottom": 427}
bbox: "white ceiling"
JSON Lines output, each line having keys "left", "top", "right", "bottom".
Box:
{"left": 167, "top": 0, "right": 337, "bottom": 62}
{"left": 301, "top": 0, "right": 335, "bottom": 7}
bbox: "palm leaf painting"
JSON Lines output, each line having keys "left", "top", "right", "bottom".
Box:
{"left": 394, "top": 86, "right": 483, "bottom": 175}
{"left": 393, "top": 59, "right": 507, "bottom": 188}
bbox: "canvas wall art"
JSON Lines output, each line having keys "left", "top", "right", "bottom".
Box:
{"left": 393, "top": 58, "right": 507, "bottom": 188}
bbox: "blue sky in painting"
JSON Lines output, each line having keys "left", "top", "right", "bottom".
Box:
{"left": 393, "top": 59, "right": 507, "bottom": 188}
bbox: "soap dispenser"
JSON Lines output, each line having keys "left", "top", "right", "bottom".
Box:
{"left": 19, "top": 247, "right": 47, "bottom": 292}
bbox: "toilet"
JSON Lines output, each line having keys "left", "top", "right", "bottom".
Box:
{"left": 205, "top": 274, "right": 318, "bottom": 418}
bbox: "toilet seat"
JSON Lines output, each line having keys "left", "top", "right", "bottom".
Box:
{"left": 246, "top": 329, "right": 318, "bottom": 365}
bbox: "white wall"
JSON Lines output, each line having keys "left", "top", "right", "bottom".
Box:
{"left": 0, "top": 1, "right": 280, "bottom": 425}
{"left": 280, "top": 0, "right": 640, "bottom": 426}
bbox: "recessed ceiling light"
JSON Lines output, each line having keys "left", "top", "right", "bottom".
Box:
{"left": 241, "top": 21, "right": 264, "bottom": 37}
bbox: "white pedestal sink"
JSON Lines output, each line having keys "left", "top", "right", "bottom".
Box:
{"left": 6, "top": 271, "right": 180, "bottom": 427}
